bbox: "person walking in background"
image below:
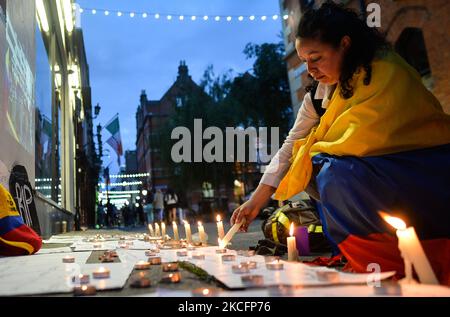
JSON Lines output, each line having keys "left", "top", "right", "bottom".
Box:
{"left": 153, "top": 189, "right": 164, "bottom": 223}
{"left": 164, "top": 188, "right": 178, "bottom": 224}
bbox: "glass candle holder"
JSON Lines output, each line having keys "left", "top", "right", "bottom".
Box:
{"left": 92, "top": 267, "right": 111, "bottom": 279}
{"left": 191, "top": 287, "right": 220, "bottom": 297}
{"left": 315, "top": 271, "right": 340, "bottom": 283}
{"left": 162, "top": 262, "right": 179, "bottom": 272}
{"left": 232, "top": 264, "right": 250, "bottom": 274}
{"left": 130, "top": 272, "right": 152, "bottom": 288}
{"left": 134, "top": 261, "right": 151, "bottom": 270}
{"left": 266, "top": 260, "right": 284, "bottom": 270}
{"left": 241, "top": 275, "right": 264, "bottom": 287}
{"left": 62, "top": 256, "right": 75, "bottom": 263}
{"left": 221, "top": 254, "right": 236, "bottom": 262}
{"left": 73, "top": 285, "right": 96, "bottom": 296}
{"left": 72, "top": 274, "right": 90, "bottom": 284}
{"left": 192, "top": 253, "right": 205, "bottom": 260}
{"left": 240, "top": 261, "right": 257, "bottom": 269}
{"left": 148, "top": 257, "right": 162, "bottom": 265}
{"left": 176, "top": 250, "right": 188, "bottom": 257}
{"left": 160, "top": 272, "right": 181, "bottom": 283}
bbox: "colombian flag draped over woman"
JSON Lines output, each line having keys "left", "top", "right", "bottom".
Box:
{"left": 274, "top": 51, "right": 450, "bottom": 285}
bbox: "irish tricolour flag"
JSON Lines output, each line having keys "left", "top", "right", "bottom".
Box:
{"left": 105, "top": 115, "right": 123, "bottom": 165}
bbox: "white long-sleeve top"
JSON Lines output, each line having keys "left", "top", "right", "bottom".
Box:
{"left": 259, "top": 83, "right": 335, "bottom": 188}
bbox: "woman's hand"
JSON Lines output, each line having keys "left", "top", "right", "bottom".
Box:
{"left": 230, "top": 184, "right": 276, "bottom": 232}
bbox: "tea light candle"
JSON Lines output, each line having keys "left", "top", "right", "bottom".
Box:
{"left": 176, "top": 250, "right": 188, "bottom": 257}
{"left": 232, "top": 264, "right": 250, "bottom": 274}
{"left": 134, "top": 260, "right": 151, "bottom": 270}
{"left": 186, "top": 244, "right": 196, "bottom": 251}
{"left": 72, "top": 274, "right": 90, "bottom": 284}
{"left": 240, "top": 261, "right": 257, "bottom": 269}
{"left": 220, "top": 219, "right": 244, "bottom": 247}
{"left": 155, "top": 223, "right": 161, "bottom": 237}
{"left": 62, "top": 256, "right": 75, "bottom": 263}
{"left": 216, "top": 215, "right": 225, "bottom": 240}
{"left": 148, "top": 256, "right": 162, "bottom": 265}
{"left": 161, "top": 222, "right": 166, "bottom": 238}
{"left": 130, "top": 272, "right": 151, "bottom": 288}
{"left": 192, "top": 253, "right": 205, "bottom": 260}
{"left": 92, "top": 267, "right": 111, "bottom": 279}
{"left": 216, "top": 238, "right": 227, "bottom": 253}
{"left": 316, "top": 271, "right": 340, "bottom": 283}
{"left": 287, "top": 223, "right": 298, "bottom": 262}
{"left": 380, "top": 212, "right": 438, "bottom": 285}
{"left": 264, "top": 256, "right": 280, "bottom": 263}
{"left": 266, "top": 259, "right": 284, "bottom": 270}
{"left": 241, "top": 275, "right": 264, "bottom": 287}
{"left": 222, "top": 254, "right": 236, "bottom": 262}
{"left": 184, "top": 221, "right": 192, "bottom": 244}
{"left": 197, "top": 221, "right": 207, "bottom": 245}
{"left": 160, "top": 272, "right": 181, "bottom": 283}
{"left": 172, "top": 221, "right": 180, "bottom": 241}
{"left": 73, "top": 285, "right": 96, "bottom": 296}
{"left": 145, "top": 250, "right": 156, "bottom": 257}
{"left": 148, "top": 223, "right": 154, "bottom": 237}
{"left": 162, "top": 262, "right": 179, "bottom": 272}
{"left": 192, "top": 287, "right": 220, "bottom": 297}
{"left": 237, "top": 250, "right": 256, "bottom": 257}
{"left": 150, "top": 247, "right": 160, "bottom": 253}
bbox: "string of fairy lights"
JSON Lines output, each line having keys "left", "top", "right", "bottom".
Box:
{"left": 75, "top": 6, "right": 289, "bottom": 23}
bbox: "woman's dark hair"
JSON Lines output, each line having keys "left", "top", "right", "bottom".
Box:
{"left": 297, "top": 1, "right": 390, "bottom": 99}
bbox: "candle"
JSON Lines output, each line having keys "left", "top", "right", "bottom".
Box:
{"left": 155, "top": 223, "right": 161, "bottom": 237}
{"left": 222, "top": 254, "right": 236, "bottom": 262}
{"left": 62, "top": 256, "right": 75, "bottom": 263}
{"left": 380, "top": 212, "right": 438, "bottom": 285}
{"left": 240, "top": 261, "right": 257, "bottom": 269}
{"left": 241, "top": 275, "right": 264, "bottom": 287}
{"left": 160, "top": 272, "right": 181, "bottom": 283}
{"left": 148, "top": 223, "right": 154, "bottom": 237}
{"left": 216, "top": 215, "right": 225, "bottom": 241}
{"left": 192, "top": 253, "right": 205, "bottom": 260}
{"left": 145, "top": 250, "right": 157, "bottom": 257}
{"left": 161, "top": 222, "right": 166, "bottom": 239}
{"left": 266, "top": 259, "right": 284, "bottom": 270}
{"left": 316, "top": 271, "right": 340, "bottom": 283}
{"left": 130, "top": 272, "right": 152, "bottom": 288}
{"left": 232, "top": 264, "right": 250, "bottom": 274}
{"left": 176, "top": 250, "right": 188, "bottom": 257}
{"left": 287, "top": 223, "right": 298, "bottom": 262}
{"left": 162, "top": 262, "right": 179, "bottom": 272}
{"left": 198, "top": 221, "right": 207, "bottom": 245}
{"left": 148, "top": 256, "right": 162, "bottom": 265}
{"left": 72, "top": 274, "right": 90, "bottom": 284}
{"left": 186, "top": 244, "right": 196, "bottom": 251}
{"left": 191, "top": 288, "right": 220, "bottom": 297}
{"left": 92, "top": 267, "right": 110, "bottom": 279}
{"left": 220, "top": 219, "right": 244, "bottom": 248}
{"left": 134, "top": 260, "right": 151, "bottom": 270}
{"left": 184, "top": 221, "right": 192, "bottom": 244}
{"left": 264, "top": 256, "right": 280, "bottom": 263}
{"left": 216, "top": 238, "right": 227, "bottom": 253}
{"left": 73, "top": 285, "right": 96, "bottom": 296}
{"left": 237, "top": 250, "right": 256, "bottom": 257}
{"left": 172, "top": 221, "right": 179, "bottom": 241}
{"left": 99, "top": 254, "right": 114, "bottom": 263}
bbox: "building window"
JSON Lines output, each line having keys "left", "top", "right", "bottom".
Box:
{"left": 176, "top": 97, "right": 183, "bottom": 107}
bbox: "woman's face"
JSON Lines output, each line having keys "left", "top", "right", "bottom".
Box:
{"left": 295, "top": 36, "right": 350, "bottom": 85}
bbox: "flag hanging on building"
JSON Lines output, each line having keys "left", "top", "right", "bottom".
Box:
{"left": 104, "top": 115, "right": 123, "bottom": 166}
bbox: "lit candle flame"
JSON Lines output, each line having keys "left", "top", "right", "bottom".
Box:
{"left": 198, "top": 221, "right": 202, "bottom": 226}
{"left": 379, "top": 211, "right": 407, "bottom": 230}
{"left": 216, "top": 215, "right": 221, "bottom": 222}
{"left": 202, "top": 289, "right": 210, "bottom": 295}
{"left": 81, "top": 285, "right": 87, "bottom": 291}
{"left": 289, "top": 222, "right": 294, "bottom": 236}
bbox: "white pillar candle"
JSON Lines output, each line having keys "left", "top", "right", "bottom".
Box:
{"left": 172, "top": 221, "right": 179, "bottom": 241}
{"left": 148, "top": 223, "right": 154, "bottom": 237}
{"left": 184, "top": 220, "right": 192, "bottom": 243}
{"left": 216, "top": 215, "right": 225, "bottom": 240}
{"left": 154, "top": 223, "right": 161, "bottom": 237}
{"left": 220, "top": 219, "right": 244, "bottom": 248}
{"left": 161, "top": 222, "right": 166, "bottom": 238}
{"left": 381, "top": 212, "right": 438, "bottom": 285}
{"left": 287, "top": 223, "right": 298, "bottom": 262}
{"left": 198, "top": 221, "right": 207, "bottom": 245}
